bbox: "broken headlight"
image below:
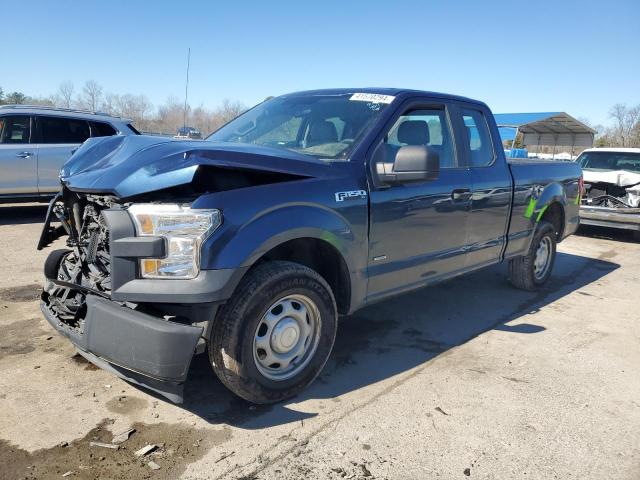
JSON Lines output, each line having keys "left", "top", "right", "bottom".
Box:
{"left": 128, "top": 204, "right": 222, "bottom": 279}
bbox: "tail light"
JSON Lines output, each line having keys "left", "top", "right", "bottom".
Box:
{"left": 578, "top": 175, "right": 585, "bottom": 196}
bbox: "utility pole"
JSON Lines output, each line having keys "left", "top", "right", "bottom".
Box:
{"left": 183, "top": 48, "right": 191, "bottom": 131}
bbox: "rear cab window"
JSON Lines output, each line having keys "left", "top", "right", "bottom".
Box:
{"left": 0, "top": 115, "right": 32, "bottom": 144}
{"left": 39, "top": 116, "right": 90, "bottom": 144}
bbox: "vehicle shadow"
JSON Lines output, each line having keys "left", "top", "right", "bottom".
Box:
{"left": 172, "top": 249, "right": 619, "bottom": 428}
{"left": 577, "top": 225, "right": 639, "bottom": 244}
{"left": 0, "top": 203, "right": 48, "bottom": 226}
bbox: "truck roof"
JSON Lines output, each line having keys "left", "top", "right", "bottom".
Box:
{"left": 281, "top": 88, "right": 487, "bottom": 107}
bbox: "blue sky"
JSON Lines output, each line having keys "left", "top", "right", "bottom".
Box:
{"left": 1, "top": 0, "right": 638, "bottom": 125}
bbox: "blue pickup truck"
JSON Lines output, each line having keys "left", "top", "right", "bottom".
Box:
{"left": 38, "top": 89, "right": 582, "bottom": 404}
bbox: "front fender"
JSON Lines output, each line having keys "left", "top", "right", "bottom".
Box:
{"left": 202, "top": 203, "right": 362, "bottom": 273}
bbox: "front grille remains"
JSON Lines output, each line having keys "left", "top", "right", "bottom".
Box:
{"left": 44, "top": 193, "right": 115, "bottom": 331}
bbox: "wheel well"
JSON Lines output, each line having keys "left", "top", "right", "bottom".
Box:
{"left": 256, "top": 238, "right": 351, "bottom": 314}
{"left": 540, "top": 202, "right": 564, "bottom": 240}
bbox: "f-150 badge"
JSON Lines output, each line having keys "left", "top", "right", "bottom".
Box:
{"left": 335, "top": 190, "right": 367, "bottom": 202}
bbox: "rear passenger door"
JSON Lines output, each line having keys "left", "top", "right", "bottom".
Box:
{"left": 35, "top": 115, "right": 91, "bottom": 193}
{"left": 0, "top": 115, "right": 37, "bottom": 195}
{"left": 459, "top": 104, "right": 512, "bottom": 269}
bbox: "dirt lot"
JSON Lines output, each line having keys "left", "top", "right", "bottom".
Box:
{"left": 0, "top": 202, "right": 638, "bottom": 480}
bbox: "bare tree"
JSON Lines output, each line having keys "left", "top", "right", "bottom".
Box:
{"left": 153, "top": 96, "right": 187, "bottom": 135}
{"left": 609, "top": 103, "right": 640, "bottom": 147}
{"left": 80, "top": 80, "right": 103, "bottom": 112}
{"left": 632, "top": 120, "right": 640, "bottom": 147}
{"left": 179, "top": 99, "right": 246, "bottom": 137}
{"left": 191, "top": 105, "right": 215, "bottom": 135}
{"left": 2, "top": 79, "right": 251, "bottom": 137}
{"left": 55, "top": 81, "right": 75, "bottom": 108}
{"left": 102, "top": 92, "right": 153, "bottom": 130}
{"left": 215, "top": 99, "right": 246, "bottom": 126}
{"left": 27, "top": 95, "right": 55, "bottom": 106}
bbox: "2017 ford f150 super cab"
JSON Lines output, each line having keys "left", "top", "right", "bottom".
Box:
{"left": 37, "top": 89, "right": 582, "bottom": 404}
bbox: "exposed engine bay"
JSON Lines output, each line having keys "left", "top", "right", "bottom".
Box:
{"left": 582, "top": 170, "right": 640, "bottom": 209}
{"left": 41, "top": 192, "right": 119, "bottom": 330}
{"left": 39, "top": 158, "right": 308, "bottom": 332}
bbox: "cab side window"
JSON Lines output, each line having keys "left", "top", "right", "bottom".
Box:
{"left": 385, "top": 109, "right": 456, "bottom": 168}
{"left": 462, "top": 108, "right": 494, "bottom": 167}
{"left": 0, "top": 116, "right": 31, "bottom": 144}
{"left": 40, "top": 116, "right": 90, "bottom": 144}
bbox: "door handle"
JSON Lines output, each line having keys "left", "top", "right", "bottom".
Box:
{"left": 451, "top": 188, "right": 471, "bottom": 201}
{"left": 16, "top": 151, "right": 34, "bottom": 158}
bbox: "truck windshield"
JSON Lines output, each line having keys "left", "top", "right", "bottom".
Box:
{"left": 206, "top": 93, "right": 392, "bottom": 160}
{"left": 578, "top": 151, "right": 640, "bottom": 173}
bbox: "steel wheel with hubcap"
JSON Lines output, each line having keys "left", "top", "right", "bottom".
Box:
{"left": 253, "top": 294, "right": 321, "bottom": 381}
{"left": 209, "top": 261, "right": 338, "bottom": 404}
{"left": 533, "top": 236, "right": 553, "bottom": 280}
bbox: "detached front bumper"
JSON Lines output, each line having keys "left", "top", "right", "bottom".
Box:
{"left": 41, "top": 294, "right": 203, "bottom": 403}
{"left": 580, "top": 205, "right": 640, "bottom": 231}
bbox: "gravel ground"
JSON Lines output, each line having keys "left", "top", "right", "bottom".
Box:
{"left": 0, "top": 203, "right": 638, "bottom": 480}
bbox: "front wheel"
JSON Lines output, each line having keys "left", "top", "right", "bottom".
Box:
{"left": 209, "top": 261, "right": 338, "bottom": 404}
{"left": 508, "top": 221, "right": 557, "bottom": 291}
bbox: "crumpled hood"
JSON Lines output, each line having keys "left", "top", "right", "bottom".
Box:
{"left": 61, "top": 135, "right": 330, "bottom": 198}
{"left": 582, "top": 169, "right": 640, "bottom": 188}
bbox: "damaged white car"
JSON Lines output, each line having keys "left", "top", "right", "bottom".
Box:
{"left": 577, "top": 148, "right": 640, "bottom": 236}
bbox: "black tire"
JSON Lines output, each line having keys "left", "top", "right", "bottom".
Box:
{"left": 208, "top": 260, "right": 338, "bottom": 404}
{"left": 508, "top": 221, "right": 557, "bottom": 291}
{"left": 44, "top": 249, "right": 71, "bottom": 280}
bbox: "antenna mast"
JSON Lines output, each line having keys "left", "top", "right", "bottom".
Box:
{"left": 183, "top": 47, "right": 191, "bottom": 130}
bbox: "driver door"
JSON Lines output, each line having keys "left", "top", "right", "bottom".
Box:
{"left": 366, "top": 100, "right": 471, "bottom": 301}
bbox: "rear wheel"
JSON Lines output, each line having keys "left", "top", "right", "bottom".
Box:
{"left": 508, "top": 221, "right": 557, "bottom": 291}
{"left": 209, "top": 261, "right": 337, "bottom": 404}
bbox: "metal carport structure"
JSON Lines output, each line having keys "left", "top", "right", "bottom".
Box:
{"left": 494, "top": 112, "right": 596, "bottom": 154}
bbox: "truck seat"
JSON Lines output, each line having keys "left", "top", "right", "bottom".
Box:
{"left": 306, "top": 120, "right": 338, "bottom": 147}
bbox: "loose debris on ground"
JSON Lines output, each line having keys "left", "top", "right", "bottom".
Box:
{"left": 88, "top": 441, "right": 119, "bottom": 450}
{"left": 215, "top": 451, "right": 235, "bottom": 463}
{"left": 0, "top": 420, "right": 231, "bottom": 480}
{"left": 111, "top": 427, "right": 136, "bottom": 445}
{"left": 434, "top": 406, "right": 449, "bottom": 416}
{"left": 134, "top": 444, "right": 158, "bottom": 457}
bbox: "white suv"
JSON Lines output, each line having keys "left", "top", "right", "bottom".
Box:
{"left": 0, "top": 105, "right": 140, "bottom": 202}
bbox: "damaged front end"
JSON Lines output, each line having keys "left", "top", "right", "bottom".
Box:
{"left": 38, "top": 135, "right": 326, "bottom": 402}
{"left": 40, "top": 192, "right": 114, "bottom": 323}
{"left": 38, "top": 189, "right": 220, "bottom": 403}
{"left": 580, "top": 170, "right": 640, "bottom": 231}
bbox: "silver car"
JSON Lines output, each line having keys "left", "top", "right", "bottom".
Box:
{"left": 0, "top": 105, "right": 139, "bottom": 202}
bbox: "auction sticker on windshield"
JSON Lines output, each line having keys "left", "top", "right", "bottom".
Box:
{"left": 350, "top": 93, "right": 395, "bottom": 104}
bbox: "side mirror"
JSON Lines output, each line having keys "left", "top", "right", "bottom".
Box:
{"left": 376, "top": 145, "right": 440, "bottom": 184}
